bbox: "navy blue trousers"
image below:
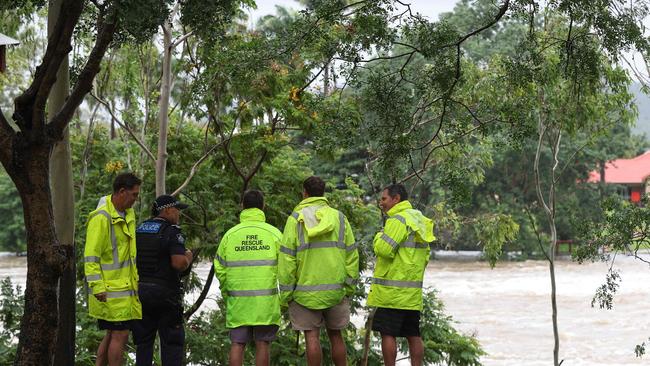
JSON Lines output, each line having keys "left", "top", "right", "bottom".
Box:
{"left": 132, "top": 282, "right": 185, "bottom": 366}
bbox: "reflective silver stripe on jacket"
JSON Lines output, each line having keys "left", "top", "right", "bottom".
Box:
{"left": 402, "top": 241, "right": 429, "bottom": 249}
{"left": 372, "top": 278, "right": 423, "bottom": 288}
{"left": 105, "top": 290, "right": 137, "bottom": 298}
{"left": 294, "top": 283, "right": 343, "bottom": 291}
{"left": 345, "top": 277, "right": 355, "bottom": 285}
{"left": 84, "top": 256, "right": 101, "bottom": 263}
{"left": 229, "top": 288, "right": 278, "bottom": 297}
{"left": 346, "top": 243, "right": 358, "bottom": 252}
{"left": 279, "top": 284, "right": 295, "bottom": 291}
{"left": 291, "top": 212, "right": 299, "bottom": 220}
{"left": 221, "top": 259, "right": 277, "bottom": 267}
{"left": 391, "top": 215, "right": 406, "bottom": 225}
{"left": 216, "top": 254, "right": 227, "bottom": 266}
{"left": 297, "top": 241, "right": 345, "bottom": 251}
{"left": 280, "top": 246, "right": 297, "bottom": 257}
{"left": 86, "top": 274, "right": 102, "bottom": 282}
{"left": 100, "top": 258, "right": 134, "bottom": 271}
{"left": 380, "top": 233, "right": 399, "bottom": 249}
{"left": 88, "top": 210, "right": 127, "bottom": 270}
{"left": 401, "top": 233, "right": 429, "bottom": 249}
{"left": 338, "top": 211, "right": 345, "bottom": 243}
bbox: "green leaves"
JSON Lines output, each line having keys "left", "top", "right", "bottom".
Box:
{"left": 0, "top": 277, "right": 22, "bottom": 364}
{"left": 419, "top": 290, "right": 485, "bottom": 366}
{"left": 180, "top": 0, "right": 247, "bottom": 42}
{"left": 0, "top": 171, "right": 25, "bottom": 253}
{"left": 475, "top": 213, "right": 520, "bottom": 267}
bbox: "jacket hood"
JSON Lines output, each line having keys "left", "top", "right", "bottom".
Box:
{"left": 240, "top": 208, "right": 266, "bottom": 223}
{"left": 388, "top": 201, "right": 435, "bottom": 242}
{"left": 293, "top": 197, "right": 336, "bottom": 238}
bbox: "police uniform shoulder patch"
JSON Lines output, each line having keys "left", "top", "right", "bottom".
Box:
{"left": 136, "top": 221, "right": 163, "bottom": 234}
{"left": 176, "top": 233, "right": 185, "bottom": 244}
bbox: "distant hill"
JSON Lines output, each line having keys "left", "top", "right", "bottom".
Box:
{"left": 630, "top": 82, "right": 650, "bottom": 138}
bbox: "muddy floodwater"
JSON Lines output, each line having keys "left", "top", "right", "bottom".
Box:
{"left": 2, "top": 252, "right": 649, "bottom": 365}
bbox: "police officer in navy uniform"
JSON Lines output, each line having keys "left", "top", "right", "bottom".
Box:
{"left": 132, "top": 195, "right": 193, "bottom": 366}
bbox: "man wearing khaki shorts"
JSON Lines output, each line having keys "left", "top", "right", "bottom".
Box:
{"left": 278, "top": 176, "right": 359, "bottom": 366}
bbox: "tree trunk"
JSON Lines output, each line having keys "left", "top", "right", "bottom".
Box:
{"left": 323, "top": 61, "right": 330, "bottom": 95}
{"left": 598, "top": 160, "right": 606, "bottom": 198}
{"left": 13, "top": 144, "right": 67, "bottom": 365}
{"left": 534, "top": 118, "right": 562, "bottom": 366}
{"left": 48, "top": 0, "right": 75, "bottom": 362}
{"left": 156, "top": 19, "right": 173, "bottom": 196}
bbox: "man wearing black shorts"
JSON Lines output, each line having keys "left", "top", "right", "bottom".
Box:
{"left": 367, "top": 184, "right": 435, "bottom": 366}
{"left": 84, "top": 173, "right": 143, "bottom": 366}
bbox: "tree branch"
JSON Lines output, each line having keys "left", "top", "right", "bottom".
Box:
{"left": 0, "top": 108, "right": 16, "bottom": 168}
{"left": 171, "top": 139, "right": 230, "bottom": 196}
{"left": 48, "top": 6, "right": 118, "bottom": 141}
{"left": 171, "top": 31, "right": 194, "bottom": 49}
{"left": 90, "top": 91, "right": 157, "bottom": 162}
{"left": 454, "top": 0, "right": 510, "bottom": 47}
{"left": 184, "top": 263, "right": 215, "bottom": 320}
{"left": 14, "top": 0, "right": 84, "bottom": 135}
{"left": 211, "top": 110, "right": 246, "bottom": 181}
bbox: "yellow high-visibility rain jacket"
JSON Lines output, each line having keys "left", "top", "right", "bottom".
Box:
{"left": 367, "top": 200, "right": 434, "bottom": 311}
{"left": 215, "top": 208, "right": 282, "bottom": 328}
{"left": 278, "top": 197, "right": 359, "bottom": 310}
{"left": 84, "top": 195, "right": 142, "bottom": 321}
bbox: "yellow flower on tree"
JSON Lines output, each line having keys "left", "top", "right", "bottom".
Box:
{"left": 104, "top": 160, "right": 124, "bottom": 174}
{"left": 289, "top": 86, "right": 300, "bottom": 102}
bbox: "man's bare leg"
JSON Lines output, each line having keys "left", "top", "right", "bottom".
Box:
{"left": 95, "top": 331, "right": 111, "bottom": 366}
{"left": 380, "top": 334, "right": 397, "bottom": 366}
{"left": 254, "top": 341, "right": 270, "bottom": 366}
{"left": 107, "top": 329, "right": 129, "bottom": 366}
{"left": 326, "top": 329, "right": 347, "bottom": 366}
{"left": 304, "top": 329, "right": 322, "bottom": 366}
{"left": 229, "top": 342, "right": 246, "bottom": 366}
{"left": 406, "top": 336, "right": 424, "bottom": 366}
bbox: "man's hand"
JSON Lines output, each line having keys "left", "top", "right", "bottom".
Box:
{"left": 185, "top": 248, "right": 194, "bottom": 263}
{"left": 94, "top": 292, "right": 107, "bottom": 302}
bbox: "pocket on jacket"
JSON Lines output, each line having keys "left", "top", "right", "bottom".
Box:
{"left": 104, "top": 279, "right": 133, "bottom": 292}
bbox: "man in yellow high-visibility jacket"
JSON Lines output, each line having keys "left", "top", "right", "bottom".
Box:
{"left": 84, "top": 172, "right": 142, "bottom": 366}
{"left": 278, "top": 176, "right": 359, "bottom": 366}
{"left": 215, "top": 190, "right": 282, "bottom": 366}
{"left": 367, "top": 183, "right": 435, "bottom": 366}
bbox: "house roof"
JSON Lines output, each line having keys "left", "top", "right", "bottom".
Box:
{"left": 0, "top": 33, "right": 19, "bottom": 46}
{"left": 587, "top": 151, "right": 650, "bottom": 184}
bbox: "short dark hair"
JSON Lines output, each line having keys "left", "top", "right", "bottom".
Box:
{"left": 383, "top": 183, "right": 408, "bottom": 201}
{"left": 303, "top": 176, "right": 325, "bottom": 197}
{"left": 113, "top": 172, "right": 142, "bottom": 193}
{"left": 242, "top": 190, "right": 264, "bottom": 210}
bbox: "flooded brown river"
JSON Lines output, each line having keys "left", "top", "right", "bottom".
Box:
{"left": 2, "top": 253, "right": 649, "bottom": 365}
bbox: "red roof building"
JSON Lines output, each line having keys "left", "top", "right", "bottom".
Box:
{"left": 587, "top": 151, "right": 650, "bottom": 202}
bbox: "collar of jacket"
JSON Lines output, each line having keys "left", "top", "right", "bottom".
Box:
{"left": 294, "top": 196, "right": 329, "bottom": 212}
{"left": 240, "top": 208, "right": 266, "bottom": 222}
{"left": 387, "top": 200, "right": 413, "bottom": 216}
{"left": 104, "top": 194, "right": 135, "bottom": 224}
